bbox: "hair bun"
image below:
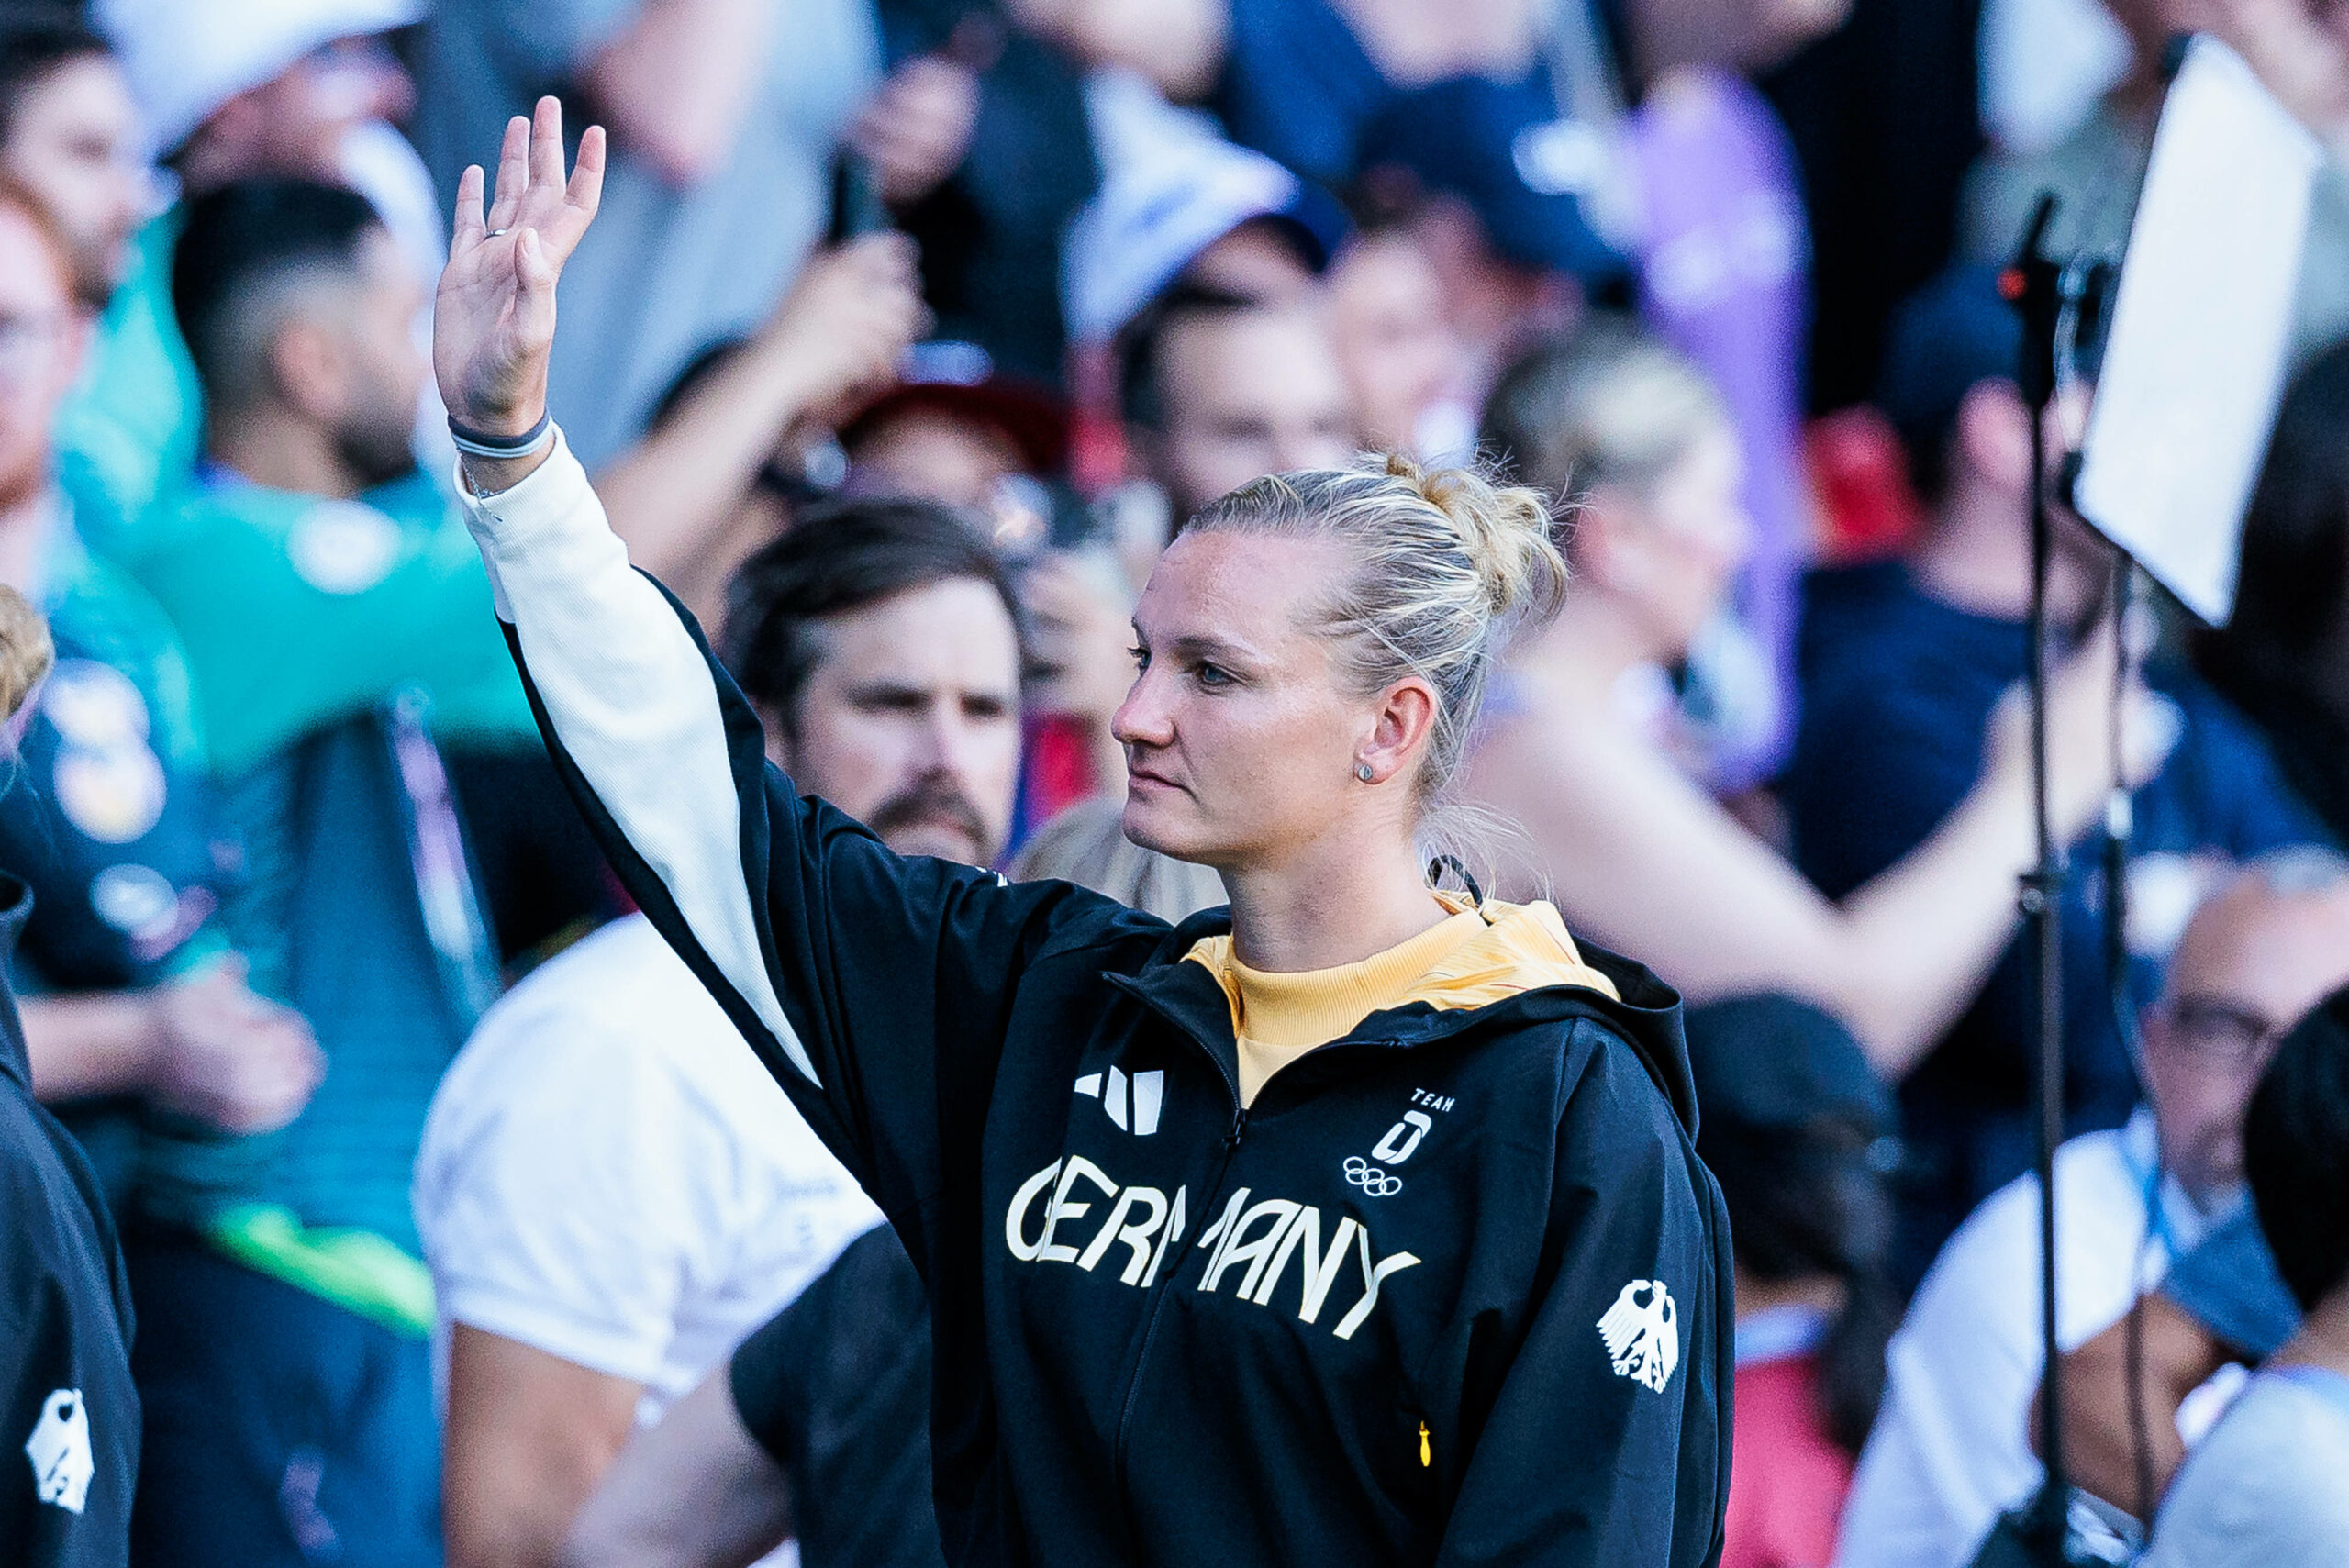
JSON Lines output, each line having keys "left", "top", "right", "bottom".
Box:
{"left": 0, "top": 584, "right": 51, "bottom": 726}
{"left": 1384, "top": 450, "right": 1568, "bottom": 621}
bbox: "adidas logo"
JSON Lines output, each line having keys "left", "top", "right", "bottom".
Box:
{"left": 1074, "top": 1065, "right": 1163, "bottom": 1135}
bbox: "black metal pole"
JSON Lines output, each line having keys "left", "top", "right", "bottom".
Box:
{"left": 2004, "top": 191, "right": 2072, "bottom": 1544}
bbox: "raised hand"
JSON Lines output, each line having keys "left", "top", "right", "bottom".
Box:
{"left": 435, "top": 95, "right": 607, "bottom": 442}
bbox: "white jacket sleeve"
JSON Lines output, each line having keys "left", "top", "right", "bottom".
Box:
{"left": 454, "top": 431, "right": 816, "bottom": 1084}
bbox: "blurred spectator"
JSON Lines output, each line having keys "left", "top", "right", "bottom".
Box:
{"left": 1063, "top": 74, "right": 1342, "bottom": 492}
{"left": 414, "top": 0, "right": 882, "bottom": 467}
{"left": 1960, "top": 0, "right": 2349, "bottom": 358}
{"left": 1011, "top": 0, "right": 1627, "bottom": 288}
{"left": 127, "top": 175, "right": 607, "bottom": 965}
{"left": 1685, "top": 995, "right": 1896, "bottom": 1568}
{"left": 1833, "top": 852, "right": 2349, "bottom": 1568}
{"left": 0, "top": 180, "right": 319, "bottom": 1218}
{"left": 417, "top": 494, "right": 1019, "bottom": 1568}
{"left": 2141, "top": 984, "right": 2349, "bottom": 1566}
{"left": 865, "top": 0, "right": 1097, "bottom": 387}
{"left": 590, "top": 233, "right": 928, "bottom": 631}
{"left": 2198, "top": 338, "right": 2349, "bottom": 846}
{"left": 75, "top": 0, "right": 437, "bottom": 552}
{"left": 0, "top": 584, "right": 140, "bottom": 1568}
{"left": 112, "top": 179, "right": 526, "bottom": 1565}
{"left": 1324, "top": 201, "right": 1478, "bottom": 462}
{"left": 718, "top": 495, "right": 1023, "bottom": 862}
{"left": 2053, "top": 1196, "right": 2299, "bottom": 1518}
{"left": 1063, "top": 72, "right": 1341, "bottom": 353}
{"left": 0, "top": 17, "right": 148, "bottom": 315}
{"left": 1785, "top": 268, "right": 2330, "bottom": 1285}
{"left": 564, "top": 1225, "right": 945, "bottom": 1568}
{"left": 0, "top": 13, "right": 173, "bottom": 564}
{"left": 841, "top": 340, "right": 1068, "bottom": 518}
{"left": 1116, "top": 284, "right": 1355, "bottom": 521}
{"left": 1619, "top": 61, "right": 1816, "bottom": 792}
{"left": 1469, "top": 319, "right": 2170, "bottom": 1074}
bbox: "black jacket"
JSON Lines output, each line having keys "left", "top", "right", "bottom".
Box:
{"left": 0, "top": 877, "right": 139, "bottom": 1564}
{"left": 465, "top": 439, "right": 1732, "bottom": 1567}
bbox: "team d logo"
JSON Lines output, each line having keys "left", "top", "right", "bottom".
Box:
{"left": 1597, "top": 1280, "right": 1679, "bottom": 1394}
{"left": 24, "top": 1388, "right": 94, "bottom": 1513}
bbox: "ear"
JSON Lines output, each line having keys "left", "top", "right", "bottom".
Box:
{"left": 1956, "top": 378, "right": 2032, "bottom": 495}
{"left": 268, "top": 318, "right": 348, "bottom": 423}
{"left": 1354, "top": 674, "right": 1439, "bottom": 787}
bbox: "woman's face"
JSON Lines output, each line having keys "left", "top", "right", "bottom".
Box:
{"left": 1601, "top": 422, "right": 1753, "bottom": 661}
{"left": 1113, "top": 529, "right": 1395, "bottom": 870}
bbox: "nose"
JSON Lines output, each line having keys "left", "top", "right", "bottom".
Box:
{"left": 1110, "top": 664, "right": 1174, "bottom": 751}
{"left": 918, "top": 702, "right": 981, "bottom": 780}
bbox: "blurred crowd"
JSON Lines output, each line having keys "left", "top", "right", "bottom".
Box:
{"left": 5, "top": 0, "right": 2349, "bottom": 1564}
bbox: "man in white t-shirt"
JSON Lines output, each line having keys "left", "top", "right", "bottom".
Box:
{"left": 415, "top": 493, "right": 1026, "bottom": 1568}
{"left": 1833, "top": 851, "right": 2349, "bottom": 1568}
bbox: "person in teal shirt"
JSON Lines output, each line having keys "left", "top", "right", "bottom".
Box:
{"left": 106, "top": 176, "right": 573, "bottom": 1566}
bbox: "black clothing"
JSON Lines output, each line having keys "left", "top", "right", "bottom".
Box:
{"left": 733, "top": 1225, "right": 947, "bottom": 1568}
{"left": 0, "top": 876, "right": 139, "bottom": 1565}
{"left": 1761, "top": 0, "right": 1985, "bottom": 411}
{"left": 500, "top": 562, "right": 1734, "bottom": 1566}
{"left": 879, "top": 0, "right": 1098, "bottom": 389}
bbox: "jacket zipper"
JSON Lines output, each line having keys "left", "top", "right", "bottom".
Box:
{"left": 1110, "top": 1046, "right": 1248, "bottom": 1490}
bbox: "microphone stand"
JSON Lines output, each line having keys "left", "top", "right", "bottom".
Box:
{"left": 2006, "top": 189, "right": 2075, "bottom": 1558}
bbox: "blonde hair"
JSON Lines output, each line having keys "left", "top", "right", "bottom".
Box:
{"left": 1482, "top": 317, "right": 1729, "bottom": 507}
{"left": 1186, "top": 450, "right": 1568, "bottom": 818}
{"left": 0, "top": 584, "right": 51, "bottom": 726}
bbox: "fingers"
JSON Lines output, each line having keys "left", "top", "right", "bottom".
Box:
{"left": 487, "top": 113, "right": 530, "bottom": 230}
{"left": 452, "top": 164, "right": 486, "bottom": 250}
{"left": 529, "top": 94, "right": 566, "bottom": 192}
{"left": 568, "top": 122, "right": 607, "bottom": 219}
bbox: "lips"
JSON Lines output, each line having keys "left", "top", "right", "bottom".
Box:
{"left": 1126, "top": 764, "right": 1185, "bottom": 793}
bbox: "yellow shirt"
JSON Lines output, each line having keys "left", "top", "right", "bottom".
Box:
{"left": 1185, "top": 892, "right": 1621, "bottom": 1104}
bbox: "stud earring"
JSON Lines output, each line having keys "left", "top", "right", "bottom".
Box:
{"left": 1355, "top": 762, "right": 1376, "bottom": 784}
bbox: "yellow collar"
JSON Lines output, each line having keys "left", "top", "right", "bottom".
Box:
{"left": 1183, "top": 890, "right": 1620, "bottom": 1051}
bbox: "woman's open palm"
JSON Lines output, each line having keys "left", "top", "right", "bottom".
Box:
{"left": 434, "top": 95, "right": 607, "bottom": 435}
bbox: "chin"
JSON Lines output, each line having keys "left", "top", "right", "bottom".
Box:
{"left": 885, "top": 826, "right": 990, "bottom": 867}
{"left": 1119, "top": 791, "right": 1214, "bottom": 866}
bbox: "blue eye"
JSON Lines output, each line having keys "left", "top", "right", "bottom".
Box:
{"left": 1195, "top": 662, "right": 1233, "bottom": 688}
{"left": 1128, "top": 645, "right": 1149, "bottom": 670}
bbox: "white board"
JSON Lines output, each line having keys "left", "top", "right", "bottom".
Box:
{"left": 2072, "top": 35, "right": 2320, "bottom": 626}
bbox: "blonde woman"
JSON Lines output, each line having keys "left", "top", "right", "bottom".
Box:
{"left": 1472, "top": 322, "right": 2176, "bottom": 1080}
{"left": 436, "top": 103, "right": 1728, "bottom": 1565}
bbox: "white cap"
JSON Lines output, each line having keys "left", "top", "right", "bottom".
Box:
{"left": 1063, "top": 75, "right": 1325, "bottom": 346}
{"left": 95, "top": 0, "right": 424, "bottom": 158}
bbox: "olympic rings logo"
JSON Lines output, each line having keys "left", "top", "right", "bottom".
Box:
{"left": 1343, "top": 1156, "right": 1404, "bottom": 1197}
